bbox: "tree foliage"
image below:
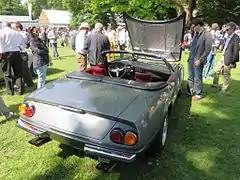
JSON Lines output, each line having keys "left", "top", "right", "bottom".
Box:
{"left": 29, "top": 0, "right": 64, "bottom": 19}
{"left": 0, "top": 0, "right": 28, "bottom": 16}
{"left": 63, "top": 0, "right": 179, "bottom": 27}
{"left": 197, "top": 0, "right": 240, "bottom": 25}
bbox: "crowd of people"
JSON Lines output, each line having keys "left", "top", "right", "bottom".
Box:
{"left": 184, "top": 19, "right": 239, "bottom": 101}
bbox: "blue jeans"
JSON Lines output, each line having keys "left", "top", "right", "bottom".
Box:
{"left": 202, "top": 53, "right": 215, "bottom": 78}
{"left": 188, "top": 60, "right": 204, "bottom": 96}
{"left": 51, "top": 43, "right": 59, "bottom": 57}
{"left": 35, "top": 65, "right": 47, "bottom": 89}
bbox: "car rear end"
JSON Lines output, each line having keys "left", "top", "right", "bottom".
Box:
{"left": 16, "top": 79, "right": 144, "bottom": 163}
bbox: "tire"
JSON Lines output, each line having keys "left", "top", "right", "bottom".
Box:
{"left": 147, "top": 114, "right": 169, "bottom": 155}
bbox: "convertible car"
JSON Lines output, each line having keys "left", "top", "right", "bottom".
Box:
{"left": 16, "top": 12, "right": 186, "bottom": 171}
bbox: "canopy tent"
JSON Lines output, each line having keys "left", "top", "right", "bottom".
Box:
{"left": 123, "top": 12, "right": 186, "bottom": 61}
{"left": 0, "top": 15, "right": 39, "bottom": 29}
{"left": 39, "top": 9, "right": 71, "bottom": 27}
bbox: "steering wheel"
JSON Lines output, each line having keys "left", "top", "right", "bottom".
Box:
{"left": 108, "top": 61, "right": 127, "bottom": 78}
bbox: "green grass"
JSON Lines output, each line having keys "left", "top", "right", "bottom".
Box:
{"left": 0, "top": 47, "right": 240, "bottom": 180}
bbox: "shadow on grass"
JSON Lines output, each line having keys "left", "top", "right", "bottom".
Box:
{"left": 34, "top": 164, "right": 77, "bottom": 180}
{"left": 47, "top": 67, "right": 65, "bottom": 76}
{"left": 57, "top": 143, "right": 85, "bottom": 159}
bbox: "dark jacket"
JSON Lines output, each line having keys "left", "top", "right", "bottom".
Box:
{"left": 191, "top": 30, "right": 213, "bottom": 65}
{"left": 223, "top": 33, "right": 239, "bottom": 66}
{"left": 29, "top": 36, "right": 49, "bottom": 69}
{"left": 85, "top": 31, "right": 110, "bottom": 65}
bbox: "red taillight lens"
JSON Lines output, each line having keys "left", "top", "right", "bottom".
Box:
{"left": 25, "top": 107, "right": 34, "bottom": 117}
{"left": 18, "top": 104, "right": 35, "bottom": 117}
{"left": 110, "top": 129, "right": 123, "bottom": 143}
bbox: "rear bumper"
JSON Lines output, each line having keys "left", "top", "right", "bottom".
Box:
{"left": 84, "top": 145, "right": 136, "bottom": 162}
{"left": 16, "top": 119, "right": 136, "bottom": 163}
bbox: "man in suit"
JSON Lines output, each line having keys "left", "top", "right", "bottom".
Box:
{"left": 187, "top": 18, "right": 213, "bottom": 101}
{"left": 212, "top": 22, "right": 239, "bottom": 93}
{"left": 85, "top": 23, "right": 110, "bottom": 66}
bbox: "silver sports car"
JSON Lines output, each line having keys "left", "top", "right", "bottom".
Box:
{"left": 16, "top": 12, "right": 186, "bottom": 171}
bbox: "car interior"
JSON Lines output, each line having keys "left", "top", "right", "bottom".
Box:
{"left": 83, "top": 57, "right": 173, "bottom": 83}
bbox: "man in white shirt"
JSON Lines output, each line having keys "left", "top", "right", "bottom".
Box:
{"left": 75, "top": 22, "right": 90, "bottom": 70}
{"left": 13, "top": 22, "right": 34, "bottom": 87}
{"left": 0, "top": 21, "right": 24, "bottom": 95}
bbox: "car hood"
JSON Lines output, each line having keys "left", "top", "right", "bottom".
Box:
{"left": 27, "top": 78, "right": 142, "bottom": 118}
{"left": 123, "top": 12, "right": 186, "bottom": 61}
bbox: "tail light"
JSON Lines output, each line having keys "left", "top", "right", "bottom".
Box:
{"left": 110, "top": 129, "right": 138, "bottom": 146}
{"left": 124, "top": 132, "right": 137, "bottom": 146}
{"left": 18, "top": 103, "right": 35, "bottom": 117}
{"left": 110, "top": 129, "right": 124, "bottom": 144}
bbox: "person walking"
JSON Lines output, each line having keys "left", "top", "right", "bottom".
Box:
{"left": 29, "top": 27, "right": 49, "bottom": 89}
{"left": 187, "top": 18, "right": 212, "bottom": 101}
{"left": 202, "top": 23, "right": 220, "bottom": 79}
{"left": 13, "top": 22, "right": 34, "bottom": 87}
{"left": 47, "top": 27, "right": 60, "bottom": 58}
{"left": 212, "top": 22, "right": 239, "bottom": 93}
{"left": 0, "top": 22, "right": 24, "bottom": 95}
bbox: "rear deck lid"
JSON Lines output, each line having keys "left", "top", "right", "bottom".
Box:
{"left": 123, "top": 12, "right": 186, "bottom": 61}
{"left": 28, "top": 78, "right": 142, "bottom": 118}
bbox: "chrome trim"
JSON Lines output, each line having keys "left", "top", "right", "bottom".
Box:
{"left": 84, "top": 146, "right": 136, "bottom": 162}
{"left": 16, "top": 119, "right": 46, "bottom": 136}
{"left": 58, "top": 105, "right": 86, "bottom": 114}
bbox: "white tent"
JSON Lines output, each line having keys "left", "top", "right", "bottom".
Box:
{"left": 39, "top": 9, "right": 71, "bottom": 27}
{"left": 0, "top": 15, "right": 39, "bottom": 29}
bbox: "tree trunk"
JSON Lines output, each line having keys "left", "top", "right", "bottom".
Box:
{"left": 186, "top": 0, "right": 197, "bottom": 26}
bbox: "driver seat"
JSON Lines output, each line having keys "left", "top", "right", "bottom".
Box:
{"left": 135, "top": 72, "right": 152, "bottom": 82}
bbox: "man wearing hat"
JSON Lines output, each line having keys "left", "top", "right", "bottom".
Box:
{"left": 75, "top": 22, "right": 90, "bottom": 70}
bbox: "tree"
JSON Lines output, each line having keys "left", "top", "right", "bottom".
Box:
{"left": 63, "top": 0, "right": 179, "bottom": 27}
{"left": 197, "top": 0, "right": 240, "bottom": 25}
{"left": 0, "top": 0, "right": 28, "bottom": 15}
{"left": 29, "top": 0, "right": 64, "bottom": 19}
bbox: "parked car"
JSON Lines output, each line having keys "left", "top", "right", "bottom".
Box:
{"left": 16, "top": 12, "right": 186, "bottom": 171}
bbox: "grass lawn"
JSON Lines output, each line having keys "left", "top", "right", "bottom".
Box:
{"left": 0, "top": 46, "right": 240, "bottom": 180}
